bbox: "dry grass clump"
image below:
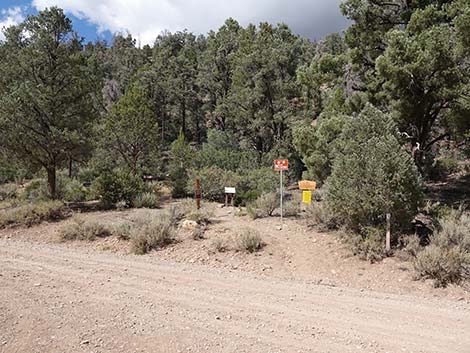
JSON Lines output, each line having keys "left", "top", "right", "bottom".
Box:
{"left": 130, "top": 216, "right": 176, "bottom": 255}
{"left": 0, "top": 200, "right": 67, "bottom": 228}
{"left": 59, "top": 215, "right": 111, "bottom": 241}
{"left": 132, "top": 192, "right": 159, "bottom": 209}
{"left": 211, "top": 237, "right": 227, "bottom": 252}
{"left": 304, "top": 202, "right": 337, "bottom": 231}
{"left": 237, "top": 229, "right": 264, "bottom": 253}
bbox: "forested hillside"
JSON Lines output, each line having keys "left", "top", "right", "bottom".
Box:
{"left": 0, "top": 1, "right": 469, "bottom": 285}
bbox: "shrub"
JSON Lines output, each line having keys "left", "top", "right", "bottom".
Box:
{"left": 234, "top": 190, "right": 261, "bottom": 207}
{"left": 401, "top": 234, "right": 422, "bottom": 258}
{"left": 92, "top": 170, "right": 144, "bottom": 207}
{"left": 240, "top": 167, "right": 280, "bottom": 196}
{"left": 132, "top": 192, "right": 159, "bottom": 209}
{"left": 187, "top": 167, "right": 240, "bottom": 202}
{"left": 283, "top": 195, "right": 301, "bottom": 217}
{"left": 113, "top": 222, "right": 133, "bottom": 240}
{"left": 130, "top": 216, "right": 175, "bottom": 254}
{"left": 192, "top": 225, "right": 206, "bottom": 240}
{"left": 0, "top": 200, "right": 67, "bottom": 228}
{"left": 414, "top": 210, "right": 470, "bottom": 287}
{"left": 304, "top": 202, "right": 337, "bottom": 231}
{"left": 211, "top": 237, "right": 227, "bottom": 252}
{"left": 237, "top": 230, "right": 264, "bottom": 253}
{"left": 167, "top": 199, "right": 194, "bottom": 224}
{"left": 247, "top": 192, "right": 278, "bottom": 219}
{"left": 326, "top": 105, "right": 423, "bottom": 231}
{"left": 63, "top": 179, "right": 89, "bottom": 202}
{"left": 59, "top": 216, "right": 111, "bottom": 241}
{"left": 169, "top": 131, "right": 193, "bottom": 198}
{"left": 349, "top": 226, "right": 387, "bottom": 263}
{"left": 187, "top": 208, "right": 214, "bottom": 225}
{"left": 432, "top": 157, "right": 460, "bottom": 179}
{"left": 0, "top": 183, "right": 18, "bottom": 200}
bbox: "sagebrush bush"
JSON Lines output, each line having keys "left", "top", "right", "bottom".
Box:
{"left": 0, "top": 200, "right": 67, "bottom": 228}
{"left": 304, "top": 202, "right": 337, "bottom": 231}
{"left": 247, "top": 192, "right": 278, "bottom": 219}
{"left": 59, "top": 216, "right": 111, "bottom": 241}
{"left": 401, "top": 234, "right": 422, "bottom": 258}
{"left": 113, "top": 222, "right": 133, "bottom": 240}
{"left": 211, "top": 237, "right": 227, "bottom": 252}
{"left": 414, "top": 210, "right": 470, "bottom": 287}
{"left": 167, "top": 199, "right": 194, "bottom": 224}
{"left": 326, "top": 105, "right": 422, "bottom": 231}
{"left": 283, "top": 194, "right": 301, "bottom": 217}
{"left": 192, "top": 225, "right": 206, "bottom": 240}
{"left": 187, "top": 208, "right": 214, "bottom": 225}
{"left": 130, "top": 217, "right": 176, "bottom": 254}
{"left": 187, "top": 167, "right": 240, "bottom": 202}
{"left": 349, "top": 227, "right": 387, "bottom": 263}
{"left": 237, "top": 230, "right": 264, "bottom": 253}
{"left": 0, "top": 183, "right": 18, "bottom": 200}
{"left": 132, "top": 192, "right": 159, "bottom": 209}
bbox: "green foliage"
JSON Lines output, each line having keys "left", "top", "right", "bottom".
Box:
{"left": 0, "top": 184, "right": 18, "bottom": 201}
{"left": 0, "top": 200, "right": 67, "bottom": 228}
{"left": 59, "top": 216, "right": 112, "bottom": 241}
{"left": 132, "top": 192, "right": 159, "bottom": 209}
{"left": 234, "top": 190, "right": 261, "bottom": 207}
{"left": 304, "top": 202, "right": 337, "bottom": 232}
{"left": 92, "top": 170, "right": 144, "bottom": 207}
{"left": 0, "top": 7, "right": 97, "bottom": 198}
{"left": 326, "top": 105, "right": 423, "bottom": 231}
{"left": 187, "top": 167, "right": 240, "bottom": 202}
{"left": 63, "top": 179, "right": 90, "bottom": 202}
{"left": 349, "top": 226, "right": 387, "bottom": 263}
{"left": 101, "top": 83, "right": 159, "bottom": 175}
{"left": 293, "top": 113, "right": 350, "bottom": 183}
{"left": 247, "top": 192, "right": 278, "bottom": 219}
{"left": 169, "top": 131, "right": 193, "bottom": 198}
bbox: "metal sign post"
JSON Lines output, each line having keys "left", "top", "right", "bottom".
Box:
{"left": 274, "top": 160, "right": 288, "bottom": 229}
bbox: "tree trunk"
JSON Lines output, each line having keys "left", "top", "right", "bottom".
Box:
{"left": 47, "top": 167, "right": 57, "bottom": 199}
{"left": 68, "top": 158, "right": 73, "bottom": 178}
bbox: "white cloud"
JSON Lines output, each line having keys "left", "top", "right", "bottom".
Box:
{"left": 32, "top": 0, "right": 349, "bottom": 45}
{"left": 0, "top": 6, "right": 26, "bottom": 41}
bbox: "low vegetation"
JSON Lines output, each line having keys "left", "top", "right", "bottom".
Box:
{"left": 413, "top": 210, "right": 470, "bottom": 287}
{"left": 130, "top": 216, "right": 176, "bottom": 255}
{"left": 247, "top": 192, "right": 278, "bottom": 219}
{"left": 237, "top": 230, "right": 264, "bottom": 253}
{"left": 59, "top": 216, "right": 112, "bottom": 241}
{"left": 0, "top": 201, "right": 67, "bottom": 228}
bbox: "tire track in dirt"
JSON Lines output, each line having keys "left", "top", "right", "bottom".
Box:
{"left": 1, "top": 238, "right": 469, "bottom": 353}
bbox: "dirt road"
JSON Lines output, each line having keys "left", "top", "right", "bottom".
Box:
{"left": 1, "top": 237, "right": 469, "bottom": 353}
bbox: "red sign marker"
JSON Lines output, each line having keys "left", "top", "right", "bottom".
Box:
{"left": 274, "top": 159, "right": 289, "bottom": 171}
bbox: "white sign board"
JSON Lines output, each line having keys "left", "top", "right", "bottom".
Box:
{"left": 224, "top": 187, "right": 236, "bottom": 194}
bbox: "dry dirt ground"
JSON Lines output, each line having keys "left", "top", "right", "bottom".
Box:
{"left": 1, "top": 203, "right": 469, "bottom": 353}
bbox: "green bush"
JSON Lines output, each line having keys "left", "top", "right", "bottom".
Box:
{"left": 130, "top": 216, "right": 176, "bottom": 254}
{"left": 187, "top": 167, "right": 240, "bottom": 202}
{"left": 247, "top": 192, "right": 278, "bottom": 219}
{"left": 0, "top": 183, "right": 18, "bottom": 200}
{"left": 234, "top": 190, "right": 261, "bottom": 207}
{"left": 132, "top": 192, "right": 159, "bottom": 209}
{"left": 326, "top": 105, "right": 423, "bottom": 231}
{"left": 113, "top": 222, "right": 133, "bottom": 240}
{"left": 63, "top": 179, "right": 90, "bottom": 202}
{"left": 237, "top": 230, "right": 264, "bottom": 253}
{"left": 414, "top": 210, "right": 470, "bottom": 287}
{"left": 240, "top": 167, "right": 280, "bottom": 195}
{"left": 304, "top": 202, "right": 338, "bottom": 231}
{"left": 432, "top": 157, "right": 461, "bottom": 179}
{"left": 92, "top": 170, "right": 144, "bottom": 207}
{"left": 349, "top": 226, "right": 387, "bottom": 263}
{"left": 59, "top": 216, "right": 111, "bottom": 241}
{"left": 0, "top": 200, "right": 67, "bottom": 228}
{"left": 283, "top": 194, "right": 301, "bottom": 217}
{"left": 167, "top": 199, "right": 194, "bottom": 224}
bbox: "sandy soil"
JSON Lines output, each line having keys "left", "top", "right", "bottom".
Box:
{"left": 1, "top": 204, "right": 469, "bottom": 352}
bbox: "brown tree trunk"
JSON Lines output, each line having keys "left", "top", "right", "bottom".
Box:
{"left": 47, "top": 167, "right": 57, "bottom": 199}
{"left": 68, "top": 158, "right": 73, "bottom": 178}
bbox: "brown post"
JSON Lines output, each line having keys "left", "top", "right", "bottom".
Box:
{"left": 386, "top": 213, "right": 391, "bottom": 253}
{"left": 195, "top": 179, "right": 201, "bottom": 210}
{"left": 225, "top": 194, "right": 228, "bottom": 208}
{"left": 231, "top": 195, "right": 234, "bottom": 207}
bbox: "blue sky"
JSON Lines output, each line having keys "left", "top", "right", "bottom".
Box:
{"left": 0, "top": 0, "right": 349, "bottom": 45}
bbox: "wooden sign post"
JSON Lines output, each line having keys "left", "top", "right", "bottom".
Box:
{"left": 224, "top": 187, "right": 236, "bottom": 207}
{"left": 274, "top": 159, "right": 288, "bottom": 229}
{"left": 195, "top": 179, "right": 201, "bottom": 210}
{"left": 298, "top": 180, "right": 317, "bottom": 205}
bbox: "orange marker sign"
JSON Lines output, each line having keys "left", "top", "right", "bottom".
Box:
{"left": 274, "top": 159, "right": 289, "bottom": 171}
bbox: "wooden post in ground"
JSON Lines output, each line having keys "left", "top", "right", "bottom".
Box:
{"left": 195, "top": 179, "right": 201, "bottom": 210}
{"left": 386, "top": 213, "right": 391, "bottom": 252}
